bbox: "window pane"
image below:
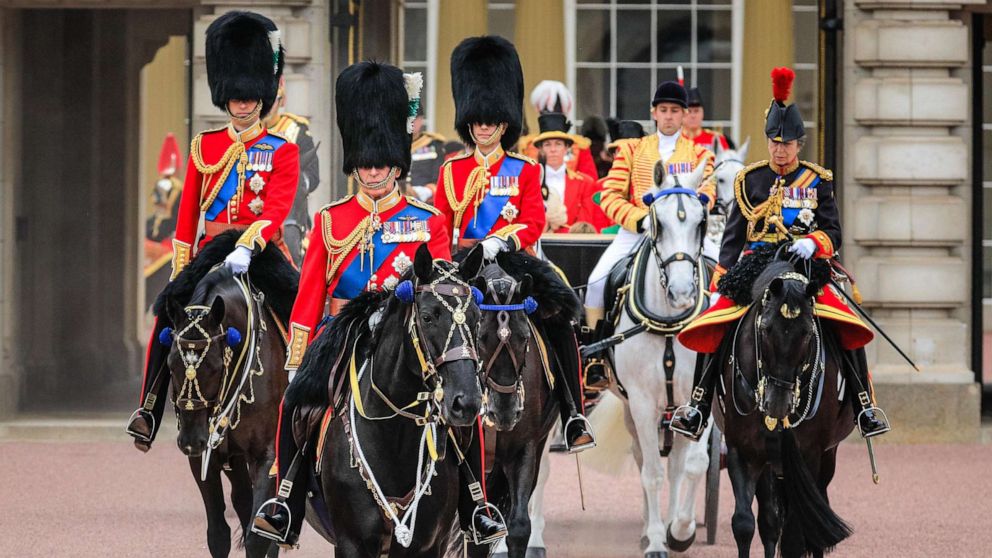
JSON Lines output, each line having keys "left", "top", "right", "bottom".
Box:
{"left": 698, "top": 0, "right": 731, "bottom": 4}
{"left": 488, "top": 7, "right": 515, "bottom": 40}
{"left": 577, "top": 9, "right": 610, "bottom": 63}
{"left": 656, "top": 10, "right": 692, "bottom": 63}
{"left": 697, "top": 9, "right": 732, "bottom": 63}
{"left": 984, "top": 187, "right": 992, "bottom": 241}
{"left": 984, "top": 130, "right": 992, "bottom": 180}
{"left": 404, "top": 8, "right": 427, "bottom": 62}
{"left": 793, "top": 10, "right": 818, "bottom": 65}
{"left": 576, "top": 67, "right": 610, "bottom": 121}
{"left": 617, "top": 68, "right": 651, "bottom": 120}
{"left": 984, "top": 72, "right": 992, "bottom": 119}
{"left": 617, "top": 9, "right": 651, "bottom": 63}
{"left": 793, "top": 69, "right": 817, "bottom": 122}
{"left": 984, "top": 246, "right": 992, "bottom": 298}
{"left": 694, "top": 68, "right": 731, "bottom": 122}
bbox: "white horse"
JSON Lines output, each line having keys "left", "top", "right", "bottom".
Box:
{"left": 704, "top": 138, "right": 748, "bottom": 262}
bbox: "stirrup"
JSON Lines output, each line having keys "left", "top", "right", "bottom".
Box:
{"left": 564, "top": 414, "right": 597, "bottom": 454}
{"left": 857, "top": 406, "right": 891, "bottom": 439}
{"left": 251, "top": 498, "right": 292, "bottom": 543}
{"left": 669, "top": 404, "right": 706, "bottom": 441}
{"left": 124, "top": 408, "right": 155, "bottom": 443}
{"left": 470, "top": 503, "right": 508, "bottom": 545}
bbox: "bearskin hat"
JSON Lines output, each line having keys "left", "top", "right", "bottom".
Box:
{"left": 205, "top": 11, "right": 284, "bottom": 118}
{"left": 451, "top": 35, "right": 524, "bottom": 150}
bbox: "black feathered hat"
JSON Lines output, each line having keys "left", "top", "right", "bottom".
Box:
{"left": 205, "top": 11, "right": 284, "bottom": 118}
{"left": 652, "top": 81, "right": 688, "bottom": 108}
{"left": 451, "top": 35, "right": 524, "bottom": 150}
{"left": 765, "top": 67, "right": 805, "bottom": 142}
{"left": 335, "top": 61, "right": 419, "bottom": 177}
{"left": 686, "top": 87, "right": 703, "bottom": 108}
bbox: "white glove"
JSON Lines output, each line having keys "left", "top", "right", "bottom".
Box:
{"left": 788, "top": 238, "right": 817, "bottom": 260}
{"left": 224, "top": 246, "right": 252, "bottom": 274}
{"left": 287, "top": 369, "right": 297, "bottom": 384}
{"left": 412, "top": 185, "right": 433, "bottom": 202}
{"left": 481, "top": 237, "right": 508, "bottom": 260}
{"left": 709, "top": 292, "right": 721, "bottom": 307}
{"left": 639, "top": 214, "right": 652, "bottom": 234}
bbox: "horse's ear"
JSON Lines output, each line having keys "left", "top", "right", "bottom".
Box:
{"left": 471, "top": 276, "right": 488, "bottom": 301}
{"left": 165, "top": 297, "right": 185, "bottom": 326}
{"left": 653, "top": 160, "right": 666, "bottom": 187}
{"left": 688, "top": 157, "right": 707, "bottom": 188}
{"left": 518, "top": 274, "right": 533, "bottom": 298}
{"left": 739, "top": 137, "right": 750, "bottom": 160}
{"left": 458, "top": 243, "right": 484, "bottom": 280}
{"left": 712, "top": 136, "right": 722, "bottom": 157}
{"left": 805, "top": 281, "right": 819, "bottom": 299}
{"left": 207, "top": 295, "right": 226, "bottom": 324}
{"left": 414, "top": 244, "right": 434, "bottom": 282}
{"left": 769, "top": 278, "right": 784, "bottom": 298}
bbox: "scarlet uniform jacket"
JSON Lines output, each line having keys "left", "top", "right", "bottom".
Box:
{"left": 434, "top": 146, "right": 546, "bottom": 252}
{"left": 285, "top": 189, "right": 451, "bottom": 370}
{"left": 551, "top": 168, "right": 611, "bottom": 233}
{"left": 687, "top": 128, "right": 730, "bottom": 151}
{"left": 172, "top": 122, "right": 300, "bottom": 277}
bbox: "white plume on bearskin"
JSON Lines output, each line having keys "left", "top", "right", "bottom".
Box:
{"left": 530, "top": 80, "right": 573, "bottom": 115}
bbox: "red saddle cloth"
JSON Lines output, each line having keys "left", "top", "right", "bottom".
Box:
{"left": 678, "top": 284, "right": 874, "bottom": 354}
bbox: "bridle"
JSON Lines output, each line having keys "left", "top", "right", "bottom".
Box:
{"left": 643, "top": 186, "right": 708, "bottom": 323}
{"left": 477, "top": 275, "right": 538, "bottom": 416}
{"left": 710, "top": 157, "right": 744, "bottom": 216}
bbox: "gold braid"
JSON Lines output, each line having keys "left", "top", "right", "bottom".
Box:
{"left": 191, "top": 135, "right": 249, "bottom": 212}
{"left": 322, "top": 212, "right": 373, "bottom": 283}
{"left": 734, "top": 164, "right": 790, "bottom": 243}
{"left": 444, "top": 164, "right": 488, "bottom": 232}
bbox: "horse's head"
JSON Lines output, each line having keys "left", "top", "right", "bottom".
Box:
{"left": 644, "top": 161, "right": 708, "bottom": 309}
{"left": 163, "top": 288, "right": 243, "bottom": 457}
{"left": 472, "top": 262, "right": 534, "bottom": 431}
{"left": 751, "top": 261, "right": 819, "bottom": 423}
{"left": 405, "top": 243, "right": 485, "bottom": 427}
{"left": 711, "top": 137, "right": 748, "bottom": 216}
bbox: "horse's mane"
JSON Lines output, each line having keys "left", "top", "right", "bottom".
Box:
{"left": 751, "top": 260, "right": 810, "bottom": 309}
{"left": 719, "top": 241, "right": 830, "bottom": 306}
{"left": 189, "top": 266, "right": 234, "bottom": 307}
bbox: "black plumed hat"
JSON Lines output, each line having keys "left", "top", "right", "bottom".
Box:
{"left": 451, "top": 35, "right": 524, "bottom": 150}
{"left": 205, "top": 11, "right": 284, "bottom": 118}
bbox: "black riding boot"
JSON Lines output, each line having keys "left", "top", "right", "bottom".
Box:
{"left": 846, "top": 347, "right": 891, "bottom": 438}
{"left": 670, "top": 353, "right": 715, "bottom": 441}
{"left": 458, "top": 421, "right": 507, "bottom": 545}
{"left": 547, "top": 325, "right": 596, "bottom": 453}
{"left": 125, "top": 317, "right": 173, "bottom": 452}
{"left": 581, "top": 321, "right": 611, "bottom": 391}
{"left": 252, "top": 401, "right": 305, "bottom": 548}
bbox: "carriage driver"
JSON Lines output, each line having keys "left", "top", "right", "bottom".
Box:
{"left": 582, "top": 81, "right": 716, "bottom": 389}
{"left": 126, "top": 11, "right": 300, "bottom": 451}
{"left": 671, "top": 68, "right": 891, "bottom": 441}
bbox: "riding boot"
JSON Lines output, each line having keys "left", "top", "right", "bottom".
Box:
{"left": 458, "top": 419, "right": 507, "bottom": 545}
{"left": 125, "top": 317, "right": 173, "bottom": 452}
{"left": 845, "top": 347, "right": 891, "bottom": 438}
{"left": 581, "top": 307, "right": 610, "bottom": 391}
{"left": 670, "top": 353, "right": 716, "bottom": 441}
{"left": 547, "top": 325, "right": 596, "bottom": 454}
{"left": 252, "top": 400, "right": 305, "bottom": 548}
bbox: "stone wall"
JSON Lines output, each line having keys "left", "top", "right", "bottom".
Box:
{"left": 843, "top": 0, "right": 983, "bottom": 442}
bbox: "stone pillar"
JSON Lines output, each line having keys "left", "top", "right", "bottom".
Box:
{"left": 0, "top": 8, "right": 19, "bottom": 418}
{"left": 515, "top": 0, "right": 565, "bottom": 131}
{"left": 193, "top": 1, "right": 334, "bottom": 206}
{"left": 844, "top": 0, "right": 982, "bottom": 442}
{"left": 740, "top": 0, "right": 793, "bottom": 163}
{"left": 435, "top": 0, "right": 487, "bottom": 141}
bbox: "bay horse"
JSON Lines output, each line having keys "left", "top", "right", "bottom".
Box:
{"left": 161, "top": 265, "right": 289, "bottom": 558}
{"left": 714, "top": 260, "right": 854, "bottom": 558}
{"left": 284, "top": 244, "right": 486, "bottom": 557}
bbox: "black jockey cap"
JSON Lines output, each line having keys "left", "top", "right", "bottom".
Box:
{"left": 686, "top": 87, "right": 703, "bottom": 108}
{"left": 451, "top": 35, "right": 524, "bottom": 150}
{"left": 765, "top": 67, "right": 805, "bottom": 142}
{"left": 205, "top": 11, "right": 284, "bottom": 118}
{"left": 652, "top": 81, "right": 688, "bottom": 109}
{"left": 335, "top": 61, "right": 419, "bottom": 178}
{"left": 533, "top": 113, "right": 574, "bottom": 147}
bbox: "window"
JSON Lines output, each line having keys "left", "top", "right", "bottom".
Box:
{"left": 793, "top": 0, "right": 818, "bottom": 159}
{"left": 400, "top": 1, "right": 436, "bottom": 130}
{"left": 489, "top": 1, "right": 516, "bottom": 39}
{"left": 569, "top": 0, "right": 734, "bottom": 137}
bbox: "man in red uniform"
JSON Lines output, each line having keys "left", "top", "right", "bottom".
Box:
{"left": 533, "top": 112, "right": 609, "bottom": 233}
{"left": 126, "top": 11, "right": 299, "bottom": 450}
{"left": 684, "top": 86, "right": 731, "bottom": 151}
{"left": 435, "top": 35, "right": 595, "bottom": 454}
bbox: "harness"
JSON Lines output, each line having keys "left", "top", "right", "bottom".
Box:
{"left": 477, "top": 276, "right": 539, "bottom": 416}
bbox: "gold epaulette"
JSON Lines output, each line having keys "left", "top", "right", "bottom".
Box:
{"left": 281, "top": 112, "right": 311, "bottom": 126}
{"left": 319, "top": 194, "right": 354, "bottom": 213}
{"left": 266, "top": 130, "right": 289, "bottom": 142}
{"left": 405, "top": 196, "right": 442, "bottom": 215}
{"left": 441, "top": 150, "right": 473, "bottom": 166}
{"left": 422, "top": 131, "right": 445, "bottom": 143}
{"left": 566, "top": 168, "right": 590, "bottom": 181}
{"left": 800, "top": 160, "right": 833, "bottom": 181}
{"left": 187, "top": 126, "right": 226, "bottom": 156}
{"left": 506, "top": 152, "right": 537, "bottom": 165}
{"left": 733, "top": 160, "right": 770, "bottom": 216}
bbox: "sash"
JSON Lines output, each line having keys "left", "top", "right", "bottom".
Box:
{"left": 463, "top": 156, "right": 525, "bottom": 240}
{"left": 780, "top": 168, "right": 820, "bottom": 228}
{"left": 205, "top": 135, "right": 287, "bottom": 221}
{"left": 332, "top": 204, "right": 430, "bottom": 299}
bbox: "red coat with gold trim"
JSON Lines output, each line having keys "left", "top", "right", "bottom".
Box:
{"left": 687, "top": 128, "right": 730, "bottom": 151}
{"left": 434, "top": 147, "right": 545, "bottom": 252}
{"left": 172, "top": 122, "right": 299, "bottom": 278}
{"left": 285, "top": 190, "right": 451, "bottom": 370}
{"left": 547, "top": 168, "right": 610, "bottom": 233}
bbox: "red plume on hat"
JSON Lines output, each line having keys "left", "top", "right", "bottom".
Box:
{"left": 771, "top": 67, "right": 794, "bottom": 105}
{"left": 157, "top": 133, "right": 181, "bottom": 176}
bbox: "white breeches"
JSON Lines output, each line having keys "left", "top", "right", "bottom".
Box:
{"left": 584, "top": 228, "right": 642, "bottom": 309}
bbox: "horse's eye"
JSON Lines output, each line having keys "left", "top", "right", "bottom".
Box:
{"left": 420, "top": 312, "right": 433, "bottom": 325}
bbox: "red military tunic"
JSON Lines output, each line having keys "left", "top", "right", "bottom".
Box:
{"left": 172, "top": 121, "right": 300, "bottom": 278}
{"left": 545, "top": 167, "right": 610, "bottom": 233}
{"left": 434, "top": 146, "right": 546, "bottom": 253}
{"left": 285, "top": 188, "right": 451, "bottom": 369}
{"left": 686, "top": 127, "right": 730, "bottom": 151}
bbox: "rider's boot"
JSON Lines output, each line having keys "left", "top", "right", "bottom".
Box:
{"left": 847, "top": 347, "right": 891, "bottom": 438}
{"left": 459, "top": 419, "right": 507, "bottom": 545}
{"left": 125, "top": 317, "right": 172, "bottom": 452}
{"left": 581, "top": 307, "right": 610, "bottom": 391}
{"left": 253, "top": 402, "right": 305, "bottom": 548}
{"left": 670, "top": 353, "right": 715, "bottom": 442}
{"left": 549, "top": 325, "right": 596, "bottom": 453}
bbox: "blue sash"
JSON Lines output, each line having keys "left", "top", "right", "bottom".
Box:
{"left": 205, "top": 135, "right": 287, "bottom": 221}
{"left": 332, "top": 204, "right": 431, "bottom": 299}
{"left": 463, "top": 156, "right": 525, "bottom": 240}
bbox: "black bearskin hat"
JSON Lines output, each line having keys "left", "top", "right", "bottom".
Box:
{"left": 451, "top": 35, "right": 524, "bottom": 150}
{"left": 335, "top": 61, "right": 414, "bottom": 177}
{"left": 205, "top": 11, "right": 284, "bottom": 118}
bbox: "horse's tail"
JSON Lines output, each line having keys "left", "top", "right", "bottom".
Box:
{"left": 780, "top": 429, "right": 852, "bottom": 555}
{"left": 578, "top": 391, "right": 634, "bottom": 475}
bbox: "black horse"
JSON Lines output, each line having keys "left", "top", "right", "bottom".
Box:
{"left": 713, "top": 260, "right": 855, "bottom": 558}
{"left": 274, "top": 244, "right": 486, "bottom": 557}
{"left": 161, "top": 266, "right": 289, "bottom": 558}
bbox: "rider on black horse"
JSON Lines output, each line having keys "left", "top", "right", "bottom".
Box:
{"left": 670, "top": 67, "right": 891, "bottom": 441}
{"left": 432, "top": 36, "right": 596, "bottom": 455}
{"left": 126, "top": 11, "right": 300, "bottom": 451}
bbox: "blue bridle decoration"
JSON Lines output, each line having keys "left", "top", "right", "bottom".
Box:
{"left": 478, "top": 296, "right": 538, "bottom": 315}
{"left": 395, "top": 280, "right": 415, "bottom": 303}
{"left": 642, "top": 187, "right": 707, "bottom": 207}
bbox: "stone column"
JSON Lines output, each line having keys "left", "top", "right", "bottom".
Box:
{"left": 844, "top": 0, "right": 982, "bottom": 442}
{"left": 740, "top": 0, "right": 793, "bottom": 163}
{"left": 515, "top": 0, "right": 565, "bottom": 131}
{"left": 0, "top": 8, "right": 19, "bottom": 418}
{"left": 435, "top": 0, "right": 487, "bottom": 141}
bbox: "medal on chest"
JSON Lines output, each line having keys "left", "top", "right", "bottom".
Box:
{"left": 489, "top": 175, "right": 519, "bottom": 197}
{"left": 382, "top": 216, "right": 431, "bottom": 244}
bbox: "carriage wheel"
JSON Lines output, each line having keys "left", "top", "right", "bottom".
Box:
{"left": 704, "top": 424, "right": 722, "bottom": 545}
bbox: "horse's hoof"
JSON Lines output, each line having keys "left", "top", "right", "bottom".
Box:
{"left": 644, "top": 552, "right": 668, "bottom": 558}
{"left": 666, "top": 524, "right": 696, "bottom": 552}
{"left": 525, "top": 548, "right": 547, "bottom": 558}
